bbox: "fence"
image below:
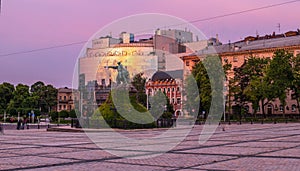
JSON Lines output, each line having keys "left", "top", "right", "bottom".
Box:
{"left": 0, "top": 123, "right": 62, "bottom": 130}
{"left": 71, "top": 118, "right": 177, "bottom": 129}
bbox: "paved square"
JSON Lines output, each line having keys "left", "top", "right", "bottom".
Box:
{"left": 1, "top": 123, "right": 300, "bottom": 170}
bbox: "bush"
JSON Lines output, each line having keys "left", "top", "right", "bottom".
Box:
{"left": 50, "top": 111, "right": 58, "bottom": 121}
{"left": 69, "top": 109, "right": 77, "bottom": 118}
{"left": 59, "top": 110, "right": 69, "bottom": 118}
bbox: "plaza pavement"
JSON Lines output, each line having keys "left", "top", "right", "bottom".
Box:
{"left": 0, "top": 123, "right": 300, "bottom": 170}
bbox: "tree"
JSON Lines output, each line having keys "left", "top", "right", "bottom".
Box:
{"left": 265, "top": 50, "right": 294, "bottom": 116}
{"left": 291, "top": 53, "right": 300, "bottom": 113}
{"left": 131, "top": 72, "right": 147, "bottom": 107}
{"left": 0, "top": 82, "right": 15, "bottom": 111}
{"left": 186, "top": 55, "right": 227, "bottom": 119}
{"left": 234, "top": 56, "right": 269, "bottom": 117}
{"left": 30, "top": 81, "right": 57, "bottom": 113}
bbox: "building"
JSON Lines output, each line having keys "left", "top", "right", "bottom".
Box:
{"left": 146, "top": 70, "right": 183, "bottom": 117}
{"left": 78, "top": 29, "right": 209, "bottom": 108}
{"left": 181, "top": 30, "right": 300, "bottom": 116}
{"left": 57, "top": 87, "right": 78, "bottom": 112}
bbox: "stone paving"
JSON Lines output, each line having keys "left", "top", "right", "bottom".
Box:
{"left": 1, "top": 123, "right": 300, "bottom": 170}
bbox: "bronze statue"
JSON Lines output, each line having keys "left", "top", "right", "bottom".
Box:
{"left": 106, "top": 62, "right": 130, "bottom": 85}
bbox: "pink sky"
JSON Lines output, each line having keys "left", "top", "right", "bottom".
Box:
{"left": 0, "top": 0, "right": 299, "bottom": 87}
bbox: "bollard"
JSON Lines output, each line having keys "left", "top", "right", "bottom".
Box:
{"left": 261, "top": 120, "right": 264, "bottom": 124}
{"left": 27, "top": 124, "right": 29, "bottom": 129}
{"left": 285, "top": 119, "right": 288, "bottom": 124}
{"left": 38, "top": 124, "right": 40, "bottom": 129}
{"left": 251, "top": 120, "right": 253, "bottom": 124}
{"left": 48, "top": 124, "right": 50, "bottom": 128}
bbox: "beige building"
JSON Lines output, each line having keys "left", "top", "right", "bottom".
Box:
{"left": 57, "top": 87, "right": 78, "bottom": 112}
{"left": 181, "top": 30, "right": 300, "bottom": 116}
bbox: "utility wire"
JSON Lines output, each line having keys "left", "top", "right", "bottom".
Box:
{"left": 0, "top": 0, "right": 299, "bottom": 58}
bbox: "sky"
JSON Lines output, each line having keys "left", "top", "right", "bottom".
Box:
{"left": 0, "top": 0, "right": 299, "bottom": 88}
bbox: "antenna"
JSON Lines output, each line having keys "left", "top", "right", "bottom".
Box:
{"left": 277, "top": 23, "right": 281, "bottom": 33}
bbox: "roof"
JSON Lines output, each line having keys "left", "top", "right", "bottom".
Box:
{"left": 190, "top": 34, "right": 300, "bottom": 57}
{"left": 58, "top": 87, "right": 73, "bottom": 93}
{"left": 151, "top": 70, "right": 183, "bottom": 81}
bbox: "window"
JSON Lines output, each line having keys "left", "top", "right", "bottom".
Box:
{"left": 59, "top": 96, "right": 62, "bottom": 100}
{"left": 69, "top": 96, "right": 72, "bottom": 100}
{"left": 63, "top": 105, "right": 66, "bottom": 110}
{"left": 101, "top": 79, "right": 106, "bottom": 85}
{"left": 244, "top": 105, "right": 249, "bottom": 112}
{"left": 172, "top": 98, "right": 175, "bottom": 104}
{"left": 292, "top": 104, "right": 297, "bottom": 112}
{"left": 172, "top": 87, "right": 175, "bottom": 92}
{"left": 168, "top": 88, "right": 170, "bottom": 92}
{"left": 177, "top": 87, "right": 180, "bottom": 91}
{"left": 279, "top": 105, "right": 284, "bottom": 112}
{"left": 158, "top": 88, "right": 161, "bottom": 92}
{"left": 177, "top": 98, "right": 181, "bottom": 104}
{"left": 164, "top": 88, "right": 166, "bottom": 93}
{"left": 233, "top": 57, "right": 238, "bottom": 62}
{"left": 64, "top": 96, "right": 66, "bottom": 101}
{"left": 186, "top": 61, "right": 190, "bottom": 66}
{"left": 59, "top": 105, "right": 62, "bottom": 110}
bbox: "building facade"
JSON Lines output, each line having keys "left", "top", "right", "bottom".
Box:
{"left": 57, "top": 87, "right": 78, "bottom": 112}
{"left": 181, "top": 30, "right": 300, "bottom": 116}
{"left": 145, "top": 70, "right": 183, "bottom": 117}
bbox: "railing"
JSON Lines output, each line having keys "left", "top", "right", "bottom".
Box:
{"left": 0, "top": 123, "right": 62, "bottom": 130}
{"left": 71, "top": 118, "right": 177, "bottom": 129}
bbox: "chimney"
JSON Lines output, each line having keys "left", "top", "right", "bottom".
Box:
{"left": 216, "top": 34, "right": 219, "bottom": 45}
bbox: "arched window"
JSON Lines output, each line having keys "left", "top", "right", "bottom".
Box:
{"left": 292, "top": 104, "right": 297, "bottom": 112}
{"left": 279, "top": 105, "right": 284, "bottom": 112}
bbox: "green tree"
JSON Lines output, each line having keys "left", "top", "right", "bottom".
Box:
{"left": 291, "top": 54, "right": 300, "bottom": 113}
{"left": 234, "top": 56, "right": 269, "bottom": 117}
{"left": 30, "top": 81, "right": 57, "bottom": 113}
{"left": 8, "top": 84, "right": 30, "bottom": 108}
{"left": 265, "top": 50, "right": 294, "bottom": 116}
{"left": 0, "top": 82, "right": 15, "bottom": 111}
{"left": 131, "top": 72, "right": 147, "bottom": 107}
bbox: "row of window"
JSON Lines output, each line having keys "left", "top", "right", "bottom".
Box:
{"left": 245, "top": 104, "right": 298, "bottom": 112}
{"left": 58, "top": 105, "right": 73, "bottom": 110}
{"left": 59, "top": 95, "right": 73, "bottom": 101}
{"left": 148, "top": 87, "right": 181, "bottom": 93}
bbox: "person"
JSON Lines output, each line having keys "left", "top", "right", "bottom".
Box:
{"left": 0, "top": 122, "right": 3, "bottom": 134}
{"left": 22, "top": 117, "right": 27, "bottom": 129}
{"left": 17, "top": 119, "right": 22, "bottom": 130}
